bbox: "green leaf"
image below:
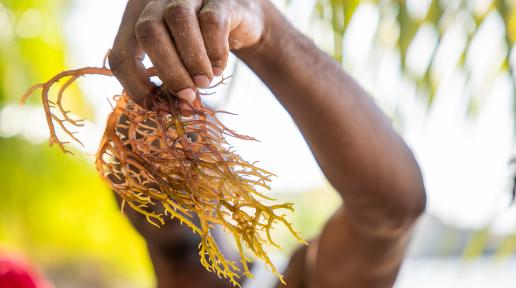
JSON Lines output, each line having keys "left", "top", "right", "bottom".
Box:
{"left": 397, "top": 1, "right": 421, "bottom": 68}
{"left": 462, "top": 228, "right": 490, "bottom": 260}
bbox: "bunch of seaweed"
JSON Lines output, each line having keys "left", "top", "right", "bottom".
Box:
{"left": 20, "top": 61, "right": 305, "bottom": 286}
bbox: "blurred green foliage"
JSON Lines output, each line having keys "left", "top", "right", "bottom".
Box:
{"left": 314, "top": 0, "right": 516, "bottom": 108}
{"left": 0, "top": 0, "right": 66, "bottom": 104}
{"left": 0, "top": 137, "right": 154, "bottom": 287}
{"left": 0, "top": 1, "right": 153, "bottom": 286}
{"left": 0, "top": 0, "right": 90, "bottom": 115}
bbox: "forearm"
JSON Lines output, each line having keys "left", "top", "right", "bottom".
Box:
{"left": 236, "top": 3, "right": 425, "bottom": 232}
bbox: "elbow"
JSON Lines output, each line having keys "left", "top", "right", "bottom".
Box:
{"left": 399, "top": 156, "right": 427, "bottom": 219}
{"left": 396, "top": 178, "right": 426, "bottom": 221}
{"left": 369, "top": 184, "right": 426, "bottom": 238}
{"left": 392, "top": 160, "right": 427, "bottom": 219}
{"left": 378, "top": 163, "right": 427, "bottom": 236}
{"left": 356, "top": 160, "right": 427, "bottom": 238}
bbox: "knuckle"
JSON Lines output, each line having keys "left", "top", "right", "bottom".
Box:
{"left": 198, "top": 10, "right": 226, "bottom": 26}
{"left": 206, "top": 43, "right": 229, "bottom": 67}
{"left": 135, "top": 18, "right": 163, "bottom": 41}
{"left": 170, "top": 77, "right": 191, "bottom": 90}
{"left": 207, "top": 45, "right": 228, "bottom": 60}
{"left": 108, "top": 50, "right": 130, "bottom": 74}
{"left": 164, "top": 2, "right": 194, "bottom": 25}
{"left": 172, "top": 76, "right": 194, "bottom": 91}
{"left": 161, "top": 71, "right": 191, "bottom": 90}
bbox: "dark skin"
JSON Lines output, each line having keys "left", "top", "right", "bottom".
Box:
{"left": 109, "top": 0, "right": 427, "bottom": 287}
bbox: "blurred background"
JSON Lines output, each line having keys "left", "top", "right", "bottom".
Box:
{"left": 1, "top": 0, "right": 516, "bottom": 287}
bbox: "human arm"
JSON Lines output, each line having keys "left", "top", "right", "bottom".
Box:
{"left": 109, "top": 0, "right": 426, "bottom": 287}
{"left": 236, "top": 5, "right": 426, "bottom": 287}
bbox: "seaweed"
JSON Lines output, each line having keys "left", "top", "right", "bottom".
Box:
{"left": 20, "top": 62, "right": 306, "bottom": 286}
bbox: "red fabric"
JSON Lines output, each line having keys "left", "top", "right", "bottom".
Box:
{"left": 0, "top": 258, "right": 39, "bottom": 288}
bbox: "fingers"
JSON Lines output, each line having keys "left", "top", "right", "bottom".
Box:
{"left": 198, "top": 0, "right": 231, "bottom": 76}
{"left": 135, "top": 0, "right": 197, "bottom": 103}
{"left": 114, "top": 0, "right": 233, "bottom": 104}
{"left": 164, "top": 0, "right": 214, "bottom": 87}
{"left": 109, "top": 0, "right": 154, "bottom": 104}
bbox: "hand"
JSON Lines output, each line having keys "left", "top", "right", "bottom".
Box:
{"left": 109, "top": 0, "right": 268, "bottom": 104}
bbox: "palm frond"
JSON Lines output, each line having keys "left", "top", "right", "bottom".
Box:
{"left": 313, "top": 0, "right": 516, "bottom": 111}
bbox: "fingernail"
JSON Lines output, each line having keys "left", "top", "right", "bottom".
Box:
{"left": 194, "top": 75, "right": 210, "bottom": 88}
{"left": 177, "top": 88, "right": 197, "bottom": 103}
{"left": 212, "top": 67, "right": 223, "bottom": 77}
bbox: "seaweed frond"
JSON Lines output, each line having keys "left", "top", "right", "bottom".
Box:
{"left": 21, "top": 66, "right": 305, "bottom": 286}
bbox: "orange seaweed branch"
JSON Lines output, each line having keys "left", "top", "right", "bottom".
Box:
{"left": 21, "top": 65, "right": 305, "bottom": 286}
